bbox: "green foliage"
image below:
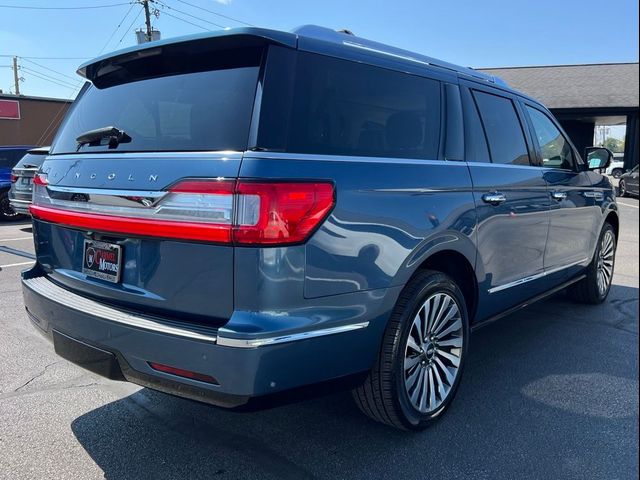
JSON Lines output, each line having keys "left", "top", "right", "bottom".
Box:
{"left": 602, "top": 137, "right": 625, "bottom": 153}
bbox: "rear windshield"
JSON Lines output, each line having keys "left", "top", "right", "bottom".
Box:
{"left": 15, "top": 151, "right": 47, "bottom": 169}
{"left": 51, "top": 54, "right": 260, "bottom": 154}
{"left": 0, "top": 149, "right": 29, "bottom": 169}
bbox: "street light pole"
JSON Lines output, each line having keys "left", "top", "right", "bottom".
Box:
{"left": 12, "top": 56, "right": 20, "bottom": 96}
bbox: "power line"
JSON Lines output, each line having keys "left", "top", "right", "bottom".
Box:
{"left": 0, "top": 2, "right": 130, "bottom": 10}
{"left": 116, "top": 8, "right": 144, "bottom": 46}
{"left": 173, "top": 0, "right": 254, "bottom": 27}
{"left": 158, "top": 9, "right": 210, "bottom": 31}
{"left": 98, "top": 1, "right": 137, "bottom": 54}
{"left": 156, "top": 1, "right": 224, "bottom": 29}
{"left": 20, "top": 58, "right": 78, "bottom": 82}
{"left": 21, "top": 67, "right": 78, "bottom": 90}
{"left": 0, "top": 55, "right": 88, "bottom": 60}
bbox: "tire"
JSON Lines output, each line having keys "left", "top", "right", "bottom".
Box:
{"left": 611, "top": 169, "right": 623, "bottom": 179}
{"left": 618, "top": 180, "right": 627, "bottom": 197}
{"left": 567, "top": 223, "right": 616, "bottom": 304}
{"left": 0, "top": 189, "right": 22, "bottom": 222}
{"left": 352, "top": 270, "right": 469, "bottom": 430}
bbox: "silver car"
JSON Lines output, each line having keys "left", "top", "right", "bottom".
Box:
{"left": 9, "top": 147, "right": 49, "bottom": 215}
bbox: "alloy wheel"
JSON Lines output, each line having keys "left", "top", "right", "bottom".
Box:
{"left": 404, "top": 292, "right": 463, "bottom": 414}
{"left": 619, "top": 181, "right": 626, "bottom": 196}
{"left": 0, "top": 195, "right": 19, "bottom": 219}
{"left": 596, "top": 230, "right": 615, "bottom": 296}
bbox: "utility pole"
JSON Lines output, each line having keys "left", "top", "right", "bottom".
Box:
{"left": 142, "top": 0, "right": 153, "bottom": 42}
{"left": 12, "top": 56, "right": 20, "bottom": 96}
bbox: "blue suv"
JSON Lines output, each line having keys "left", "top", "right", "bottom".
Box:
{"left": 21, "top": 26, "right": 618, "bottom": 430}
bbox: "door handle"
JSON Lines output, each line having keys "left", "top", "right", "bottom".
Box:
{"left": 551, "top": 191, "right": 567, "bottom": 201}
{"left": 482, "top": 192, "right": 507, "bottom": 205}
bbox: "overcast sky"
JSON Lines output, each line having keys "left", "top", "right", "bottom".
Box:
{"left": 1, "top": 0, "right": 639, "bottom": 100}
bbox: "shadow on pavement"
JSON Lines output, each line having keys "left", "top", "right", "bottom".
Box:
{"left": 71, "top": 286, "right": 639, "bottom": 480}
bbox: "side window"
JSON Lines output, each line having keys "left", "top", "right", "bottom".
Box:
{"left": 525, "top": 105, "right": 574, "bottom": 170}
{"left": 472, "top": 90, "right": 530, "bottom": 166}
{"left": 262, "top": 52, "right": 441, "bottom": 159}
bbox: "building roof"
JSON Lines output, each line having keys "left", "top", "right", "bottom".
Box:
{"left": 478, "top": 63, "right": 639, "bottom": 110}
{"left": 0, "top": 93, "right": 72, "bottom": 104}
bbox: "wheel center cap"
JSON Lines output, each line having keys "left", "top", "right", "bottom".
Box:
{"left": 423, "top": 343, "right": 436, "bottom": 360}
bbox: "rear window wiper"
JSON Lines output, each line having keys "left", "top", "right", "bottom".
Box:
{"left": 76, "top": 126, "right": 132, "bottom": 151}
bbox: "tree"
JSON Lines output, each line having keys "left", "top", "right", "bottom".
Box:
{"left": 602, "top": 137, "right": 625, "bottom": 153}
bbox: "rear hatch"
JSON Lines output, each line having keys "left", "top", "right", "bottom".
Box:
{"left": 31, "top": 36, "right": 268, "bottom": 325}
{"left": 11, "top": 148, "right": 49, "bottom": 198}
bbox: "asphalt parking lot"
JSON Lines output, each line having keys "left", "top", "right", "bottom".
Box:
{"left": 0, "top": 196, "right": 637, "bottom": 480}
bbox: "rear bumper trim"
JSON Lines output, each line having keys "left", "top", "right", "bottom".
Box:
{"left": 23, "top": 276, "right": 219, "bottom": 343}
{"left": 23, "top": 275, "right": 370, "bottom": 348}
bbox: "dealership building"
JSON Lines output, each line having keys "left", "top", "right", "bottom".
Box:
{"left": 0, "top": 93, "right": 71, "bottom": 146}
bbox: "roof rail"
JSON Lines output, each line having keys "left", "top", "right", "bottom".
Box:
{"left": 292, "top": 25, "right": 508, "bottom": 86}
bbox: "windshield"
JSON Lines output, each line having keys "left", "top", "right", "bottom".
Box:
{"left": 51, "top": 59, "right": 260, "bottom": 154}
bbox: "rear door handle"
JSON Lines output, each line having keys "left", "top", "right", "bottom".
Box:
{"left": 551, "top": 191, "right": 567, "bottom": 201}
{"left": 482, "top": 192, "right": 507, "bottom": 205}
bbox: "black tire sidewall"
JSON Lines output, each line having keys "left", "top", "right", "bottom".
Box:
{"left": 391, "top": 273, "right": 469, "bottom": 429}
{"left": 619, "top": 181, "right": 626, "bottom": 197}
{"left": 0, "top": 190, "right": 19, "bottom": 221}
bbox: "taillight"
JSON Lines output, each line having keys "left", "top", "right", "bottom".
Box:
{"left": 33, "top": 173, "right": 48, "bottom": 186}
{"left": 10, "top": 173, "right": 18, "bottom": 183}
{"left": 29, "top": 178, "right": 335, "bottom": 246}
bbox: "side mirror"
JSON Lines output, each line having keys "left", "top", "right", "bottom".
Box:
{"left": 585, "top": 147, "right": 613, "bottom": 171}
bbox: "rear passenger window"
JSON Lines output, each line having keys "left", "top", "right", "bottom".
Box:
{"left": 261, "top": 52, "right": 441, "bottom": 159}
{"left": 473, "top": 91, "right": 530, "bottom": 166}
{"left": 525, "top": 105, "right": 574, "bottom": 170}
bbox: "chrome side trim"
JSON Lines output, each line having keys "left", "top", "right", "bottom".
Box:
{"left": 46, "top": 151, "right": 244, "bottom": 160}
{"left": 242, "top": 151, "right": 466, "bottom": 167}
{"left": 488, "top": 258, "right": 589, "bottom": 294}
{"left": 216, "top": 322, "right": 370, "bottom": 348}
{"left": 23, "top": 277, "right": 218, "bottom": 343}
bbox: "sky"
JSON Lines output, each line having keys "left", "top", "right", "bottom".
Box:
{"left": 0, "top": 0, "right": 638, "bottom": 100}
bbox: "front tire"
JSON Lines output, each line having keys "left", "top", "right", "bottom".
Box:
{"left": 567, "top": 223, "right": 616, "bottom": 304}
{"left": 611, "top": 169, "right": 623, "bottom": 179}
{"left": 352, "top": 270, "right": 469, "bottom": 430}
{"left": 618, "top": 180, "right": 627, "bottom": 197}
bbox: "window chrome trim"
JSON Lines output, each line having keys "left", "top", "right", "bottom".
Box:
{"left": 488, "top": 258, "right": 589, "bottom": 294}
{"left": 242, "top": 151, "right": 466, "bottom": 166}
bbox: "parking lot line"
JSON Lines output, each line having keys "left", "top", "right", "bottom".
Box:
{"left": 617, "top": 201, "right": 638, "bottom": 209}
{"left": 0, "top": 260, "right": 35, "bottom": 268}
{"left": 0, "top": 236, "right": 34, "bottom": 242}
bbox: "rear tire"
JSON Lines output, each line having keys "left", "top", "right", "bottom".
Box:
{"left": 567, "top": 223, "right": 616, "bottom": 304}
{"left": 352, "top": 270, "right": 469, "bottom": 430}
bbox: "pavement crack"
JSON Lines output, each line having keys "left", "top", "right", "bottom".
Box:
{"left": 13, "top": 361, "right": 59, "bottom": 392}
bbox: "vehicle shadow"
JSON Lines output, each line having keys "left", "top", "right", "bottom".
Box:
{"left": 70, "top": 285, "right": 638, "bottom": 480}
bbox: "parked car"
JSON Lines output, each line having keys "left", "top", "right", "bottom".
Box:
{"left": 9, "top": 147, "right": 50, "bottom": 215}
{"left": 0, "top": 145, "right": 35, "bottom": 220}
{"left": 22, "top": 26, "right": 618, "bottom": 430}
{"left": 618, "top": 165, "right": 639, "bottom": 197}
{"left": 605, "top": 153, "right": 625, "bottom": 178}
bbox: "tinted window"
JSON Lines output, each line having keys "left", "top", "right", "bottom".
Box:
{"left": 15, "top": 151, "right": 47, "bottom": 169}
{"left": 51, "top": 54, "right": 260, "bottom": 154}
{"left": 473, "top": 91, "right": 530, "bottom": 166}
{"left": 260, "top": 52, "right": 441, "bottom": 159}
{"left": 525, "top": 106, "right": 574, "bottom": 170}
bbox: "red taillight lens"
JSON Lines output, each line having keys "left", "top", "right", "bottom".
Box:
{"left": 29, "top": 178, "right": 335, "bottom": 246}
{"left": 10, "top": 174, "right": 18, "bottom": 183}
{"left": 33, "top": 173, "right": 48, "bottom": 186}
{"left": 233, "top": 182, "right": 335, "bottom": 245}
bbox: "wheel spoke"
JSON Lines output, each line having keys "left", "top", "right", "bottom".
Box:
{"left": 428, "top": 294, "right": 449, "bottom": 335}
{"left": 437, "top": 336, "right": 463, "bottom": 348}
{"left": 419, "top": 369, "right": 428, "bottom": 412}
{"left": 404, "top": 355, "right": 421, "bottom": 371}
{"left": 425, "top": 295, "right": 439, "bottom": 337}
{"left": 428, "top": 368, "right": 436, "bottom": 411}
{"left": 406, "top": 363, "right": 422, "bottom": 392}
{"left": 407, "top": 335, "right": 421, "bottom": 354}
{"left": 435, "top": 357, "right": 456, "bottom": 385}
{"left": 437, "top": 348, "right": 461, "bottom": 367}
{"left": 431, "top": 363, "right": 446, "bottom": 400}
{"left": 434, "top": 317, "right": 462, "bottom": 340}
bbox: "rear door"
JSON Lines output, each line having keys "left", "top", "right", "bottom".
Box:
{"left": 520, "top": 102, "right": 600, "bottom": 272}
{"left": 31, "top": 43, "right": 263, "bottom": 325}
{"left": 460, "top": 80, "right": 551, "bottom": 319}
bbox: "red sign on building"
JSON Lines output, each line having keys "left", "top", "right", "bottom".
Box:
{"left": 0, "top": 99, "right": 20, "bottom": 119}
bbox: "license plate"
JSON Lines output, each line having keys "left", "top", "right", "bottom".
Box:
{"left": 15, "top": 177, "right": 31, "bottom": 190}
{"left": 20, "top": 177, "right": 31, "bottom": 185}
{"left": 82, "top": 240, "right": 122, "bottom": 283}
